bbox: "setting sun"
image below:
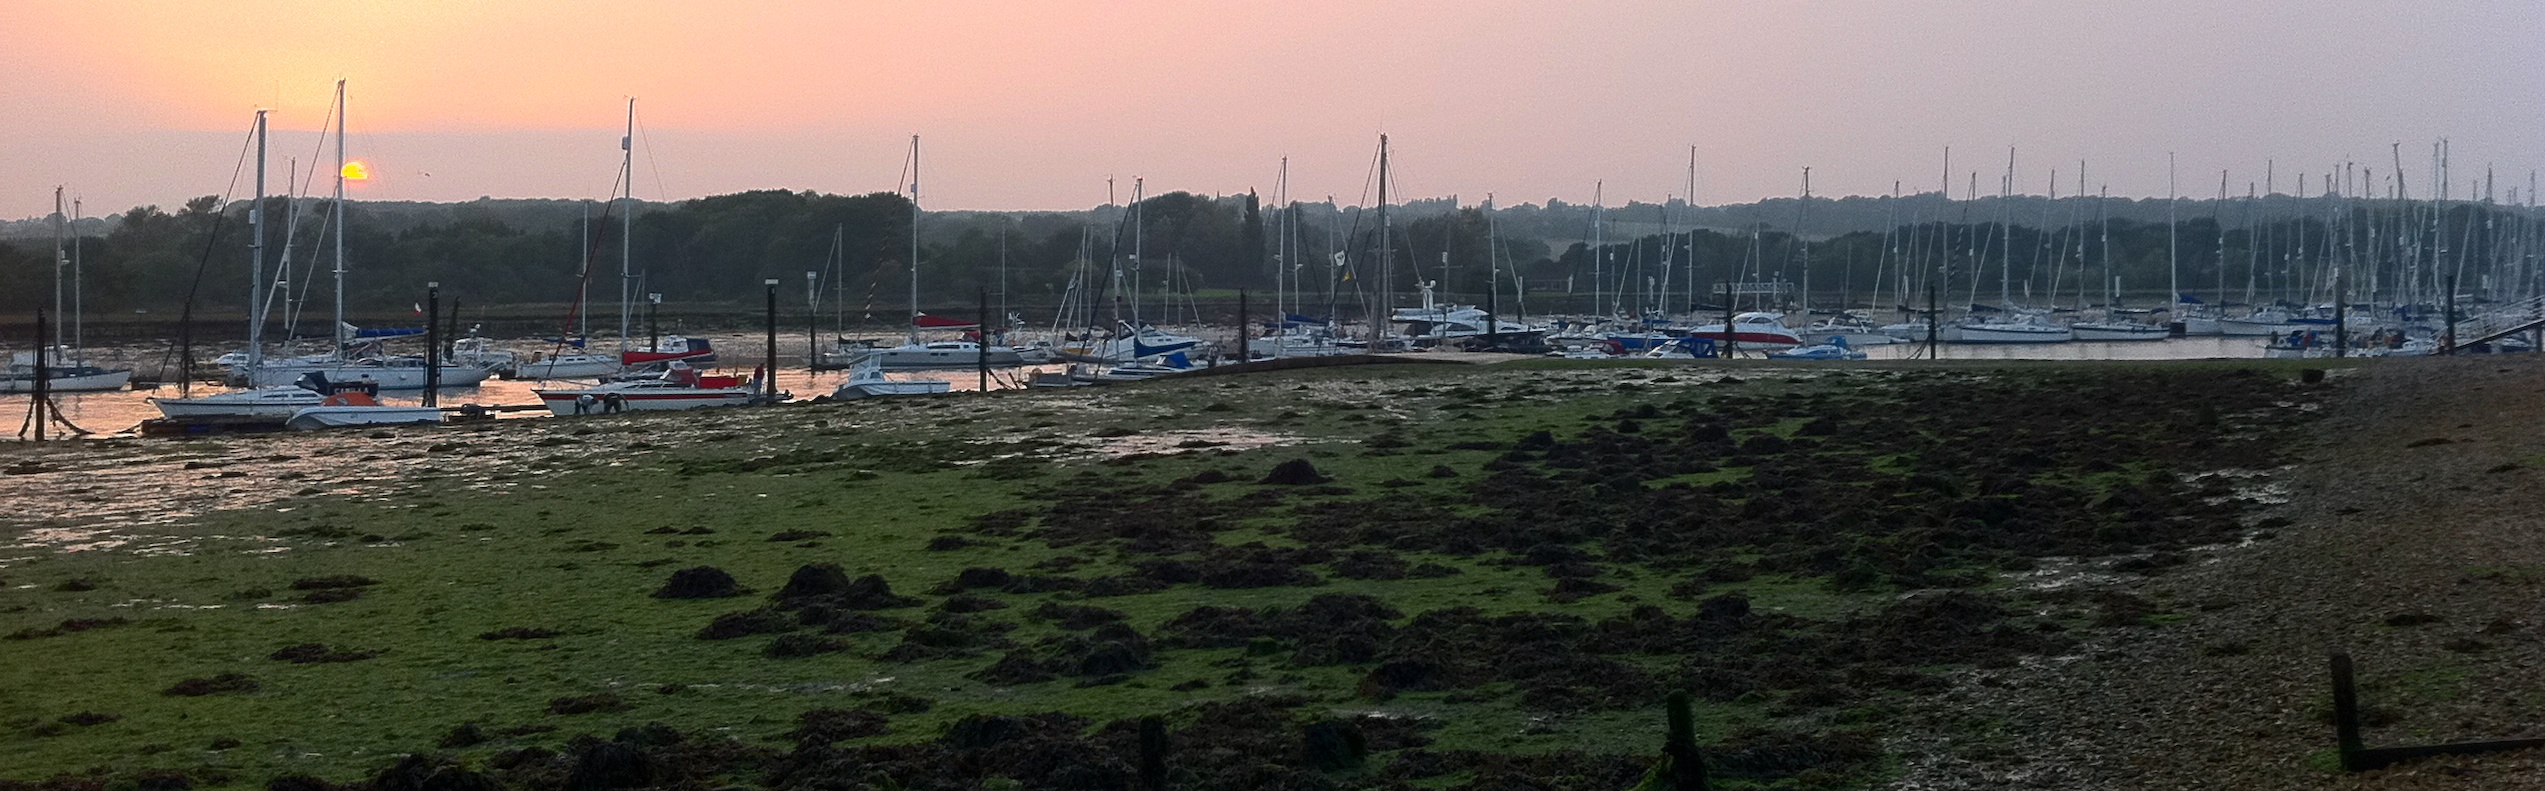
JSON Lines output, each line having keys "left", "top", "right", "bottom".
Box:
{"left": 340, "top": 159, "right": 370, "bottom": 181}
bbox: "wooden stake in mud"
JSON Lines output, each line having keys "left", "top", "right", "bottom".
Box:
{"left": 1236, "top": 289, "right": 1249, "bottom": 363}
{"left": 1663, "top": 690, "right": 1710, "bottom": 791}
{"left": 423, "top": 283, "right": 440, "bottom": 408}
{"left": 1721, "top": 280, "right": 1737, "bottom": 359}
{"left": 2443, "top": 274, "right": 2458, "bottom": 355}
{"left": 2332, "top": 274, "right": 2347, "bottom": 358}
{"left": 976, "top": 286, "right": 989, "bottom": 391}
{"left": 31, "top": 308, "right": 49, "bottom": 442}
{"left": 764, "top": 278, "right": 780, "bottom": 398}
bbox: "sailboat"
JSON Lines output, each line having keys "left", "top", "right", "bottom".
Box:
{"left": 2069, "top": 184, "right": 2170, "bottom": 341}
{"left": 519, "top": 107, "right": 642, "bottom": 381}
{"left": 856, "top": 136, "right": 1029, "bottom": 370}
{"left": 2, "top": 189, "right": 133, "bottom": 393}
{"left": 232, "top": 81, "right": 490, "bottom": 390}
{"left": 151, "top": 110, "right": 328, "bottom": 419}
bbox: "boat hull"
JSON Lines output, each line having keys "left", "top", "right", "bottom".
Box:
{"left": 0, "top": 368, "right": 134, "bottom": 393}
{"left": 152, "top": 388, "right": 326, "bottom": 419}
{"left": 243, "top": 363, "right": 491, "bottom": 389}
{"left": 534, "top": 388, "right": 755, "bottom": 416}
{"left": 285, "top": 406, "right": 444, "bottom": 430}
{"left": 834, "top": 381, "right": 952, "bottom": 399}
{"left": 1946, "top": 324, "right": 2075, "bottom": 343}
{"left": 2069, "top": 323, "right": 2172, "bottom": 342}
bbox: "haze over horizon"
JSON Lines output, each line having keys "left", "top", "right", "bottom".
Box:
{"left": 4, "top": 1, "right": 2539, "bottom": 221}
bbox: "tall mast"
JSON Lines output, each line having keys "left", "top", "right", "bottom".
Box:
{"left": 909, "top": 134, "right": 921, "bottom": 344}
{"left": 332, "top": 79, "right": 348, "bottom": 360}
{"left": 619, "top": 98, "right": 635, "bottom": 351}
{"left": 248, "top": 110, "right": 269, "bottom": 371}
{"left": 51, "top": 187, "right": 64, "bottom": 356}
{"left": 1277, "top": 157, "right": 1289, "bottom": 325}
{"left": 1376, "top": 135, "right": 1391, "bottom": 344}
{"left": 71, "top": 195, "right": 84, "bottom": 359}
{"left": 1131, "top": 177, "right": 1145, "bottom": 326}
{"left": 2166, "top": 153, "right": 2179, "bottom": 316}
{"left": 1687, "top": 147, "right": 1698, "bottom": 314}
{"left": 1589, "top": 180, "right": 1605, "bottom": 315}
{"left": 1797, "top": 167, "right": 1812, "bottom": 318}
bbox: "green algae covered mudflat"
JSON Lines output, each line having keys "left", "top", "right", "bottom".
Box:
{"left": 0, "top": 360, "right": 2327, "bottom": 790}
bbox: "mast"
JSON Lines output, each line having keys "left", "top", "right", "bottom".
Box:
{"left": 1131, "top": 176, "right": 1145, "bottom": 327}
{"left": 2165, "top": 153, "right": 2179, "bottom": 317}
{"left": 1376, "top": 135, "right": 1391, "bottom": 345}
{"left": 70, "top": 197, "right": 83, "bottom": 361}
{"left": 1797, "top": 167, "right": 1812, "bottom": 319}
{"left": 51, "top": 188, "right": 64, "bottom": 358}
{"left": 331, "top": 79, "right": 348, "bottom": 361}
{"left": 619, "top": 98, "right": 635, "bottom": 351}
{"left": 908, "top": 134, "right": 921, "bottom": 344}
{"left": 1277, "top": 157, "right": 1290, "bottom": 329}
{"left": 248, "top": 110, "right": 269, "bottom": 371}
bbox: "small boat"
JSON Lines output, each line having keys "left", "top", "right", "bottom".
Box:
{"left": 1684, "top": 312, "right": 1806, "bottom": 348}
{"left": 857, "top": 339, "right": 1026, "bottom": 370}
{"left": 831, "top": 357, "right": 950, "bottom": 400}
{"left": 285, "top": 389, "right": 443, "bottom": 431}
{"left": 534, "top": 363, "right": 757, "bottom": 416}
{"left": 1797, "top": 319, "right": 1902, "bottom": 347}
{"left": 1767, "top": 336, "right": 1868, "bottom": 360}
{"left": 0, "top": 350, "right": 135, "bottom": 394}
{"left": 1946, "top": 314, "right": 2074, "bottom": 344}
{"left": 151, "top": 385, "right": 325, "bottom": 419}
{"left": 2068, "top": 320, "right": 2172, "bottom": 342}
{"left": 515, "top": 351, "right": 625, "bottom": 380}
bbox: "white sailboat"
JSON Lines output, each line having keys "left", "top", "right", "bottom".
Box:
{"left": 849, "top": 137, "right": 1031, "bottom": 370}
{"left": 152, "top": 110, "right": 328, "bottom": 419}
{"left": 2, "top": 190, "right": 133, "bottom": 393}
{"left": 230, "top": 81, "right": 488, "bottom": 390}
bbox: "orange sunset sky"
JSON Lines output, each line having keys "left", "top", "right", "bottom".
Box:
{"left": 2, "top": 1, "right": 2539, "bottom": 219}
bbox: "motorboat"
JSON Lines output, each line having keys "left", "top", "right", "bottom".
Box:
{"left": 534, "top": 363, "right": 758, "bottom": 416}
{"left": 1796, "top": 319, "right": 1902, "bottom": 347}
{"left": 1767, "top": 336, "right": 1868, "bottom": 360}
{"left": 830, "top": 357, "right": 950, "bottom": 400}
{"left": 1684, "top": 312, "right": 1805, "bottom": 349}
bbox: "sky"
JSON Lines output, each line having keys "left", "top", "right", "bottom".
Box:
{"left": 3, "top": 1, "right": 2540, "bottom": 220}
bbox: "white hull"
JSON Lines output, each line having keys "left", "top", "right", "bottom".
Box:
{"left": 513, "top": 355, "right": 625, "bottom": 380}
{"left": 866, "top": 343, "right": 1025, "bottom": 370}
{"left": 534, "top": 384, "right": 756, "bottom": 416}
{"left": 285, "top": 405, "right": 444, "bottom": 430}
{"left": 2068, "top": 323, "right": 2172, "bottom": 342}
{"left": 2176, "top": 316, "right": 2224, "bottom": 336}
{"left": 834, "top": 380, "right": 951, "bottom": 399}
{"left": 1947, "top": 318, "right": 2074, "bottom": 344}
{"left": 242, "top": 362, "right": 491, "bottom": 389}
{"left": 0, "top": 368, "right": 133, "bottom": 393}
{"left": 151, "top": 387, "right": 326, "bottom": 419}
{"left": 2216, "top": 319, "right": 2292, "bottom": 336}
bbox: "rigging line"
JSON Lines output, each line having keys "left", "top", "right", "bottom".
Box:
{"left": 154, "top": 117, "right": 261, "bottom": 392}
{"left": 635, "top": 106, "right": 670, "bottom": 202}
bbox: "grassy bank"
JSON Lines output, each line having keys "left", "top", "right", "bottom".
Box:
{"left": 0, "top": 359, "right": 2326, "bottom": 790}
